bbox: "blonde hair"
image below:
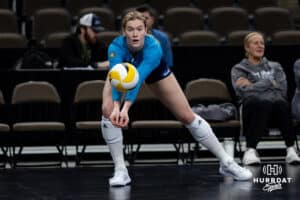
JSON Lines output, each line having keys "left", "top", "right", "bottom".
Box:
{"left": 244, "top": 31, "right": 264, "bottom": 57}
{"left": 121, "top": 11, "right": 146, "bottom": 32}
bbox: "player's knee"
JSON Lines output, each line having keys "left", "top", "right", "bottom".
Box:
{"left": 101, "top": 116, "right": 123, "bottom": 144}
{"left": 185, "top": 114, "right": 213, "bottom": 141}
{"left": 177, "top": 112, "right": 196, "bottom": 125}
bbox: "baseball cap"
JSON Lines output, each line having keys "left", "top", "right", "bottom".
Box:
{"left": 79, "top": 13, "right": 103, "bottom": 32}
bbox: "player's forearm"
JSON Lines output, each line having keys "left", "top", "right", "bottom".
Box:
{"left": 121, "top": 101, "right": 132, "bottom": 113}
{"left": 113, "top": 101, "right": 121, "bottom": 110}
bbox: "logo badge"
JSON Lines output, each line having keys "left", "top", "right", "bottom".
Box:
{"left": 263, "top": 164, "right": 282, "bottom": 176}
{"left": 253, "top": 164, "right": 293, "bottom": 192}
{"left": 110, "top": 52, "right": 116, "bottom": 58}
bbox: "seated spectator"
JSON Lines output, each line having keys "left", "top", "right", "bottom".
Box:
{"left": 231, "top": 31, "right": 300, "bottom": 165}
{"left": 59, "top": 13, "right": 109, "bottom": 69}
{"left": 292, "top": 59, "right": 300, "bottom": 120}
{"left": 136, "top": 4, "right": 173, "bottom": 68}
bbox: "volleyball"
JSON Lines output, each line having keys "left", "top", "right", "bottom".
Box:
{"left": 108, "top": 63, "right": 139, "bottom": 92}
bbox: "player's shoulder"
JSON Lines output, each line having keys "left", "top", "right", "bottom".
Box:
{"left": 145, "top": 34, "right": 160, "bottom": 48}
{"left": 109, "top": 35, "right": 126, "bottom": 48}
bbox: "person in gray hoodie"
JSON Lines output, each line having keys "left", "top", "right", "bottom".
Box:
{"left": 231, "top": 32, "right": 300, "bottom": 165}
{"left": 292, "top": 59, "right": 300, "bottom": 120}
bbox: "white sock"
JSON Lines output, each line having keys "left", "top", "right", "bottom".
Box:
{"left": 101, "top": 116, "right": 126, "bottom": 171}
{"left": 107, "top": 140, "right": 127, "bottom": 171}
{"left": 185, "top": 114, "right": 233, "bottom": 165}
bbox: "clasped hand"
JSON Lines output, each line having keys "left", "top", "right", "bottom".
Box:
{"left": 110, "top": 106, "right": 129, "bottom": 128}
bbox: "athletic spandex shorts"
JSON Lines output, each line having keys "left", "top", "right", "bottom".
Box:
{"left": 145, "top": 61, "right": 172, "bottom": 84}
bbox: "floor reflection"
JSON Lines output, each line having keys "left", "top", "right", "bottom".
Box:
{"left": 218, "top": 176, "right": 253, "bottom": 200}
{"left": 109, "top": 185, "right": 131, "bottom": 200}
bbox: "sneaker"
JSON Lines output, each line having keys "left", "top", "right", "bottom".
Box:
{"left": 286, "top": 147, "right": 300, "bottom": 164}
{"left": 219, "top": 160, "right": 253, "bottom": 181}
{"left": 109, "top": 169, "right": 131, "bottom": 186}
{"left": 242, "top": 148, "right": 261, "bottom": 165}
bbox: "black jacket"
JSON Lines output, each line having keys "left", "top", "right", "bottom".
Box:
{"left": 59, "top": 34, "right": 106, "bottom": 68}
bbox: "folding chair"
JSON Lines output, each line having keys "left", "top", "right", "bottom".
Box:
{"left": 0, "top": 89, "right": 11, "bottom": 167}
{"left": 11, "top": 81, "right": 66, "bottom": 167}
{"left": 72, "top": 80, "right": 105, "bottom": 165}
{"left": 185, "top": 78, "right": 241, "bottom": 162}
{"left": 128, "top": 84, "right": 185, "bottom": 164}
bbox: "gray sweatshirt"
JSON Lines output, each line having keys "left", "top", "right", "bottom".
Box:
{"left": 231, "top": 57, "right": 287, "bottom": 104}
{"left": 292, "top": 59, "right": 300, "bottom": 119}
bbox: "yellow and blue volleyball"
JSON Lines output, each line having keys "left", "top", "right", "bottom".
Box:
{"left": 108, "top": 63, "right": 139, "bottom": 92}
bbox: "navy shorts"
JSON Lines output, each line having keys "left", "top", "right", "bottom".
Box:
{"left": 145, "top": 61, "right": 172, "bottom": 84}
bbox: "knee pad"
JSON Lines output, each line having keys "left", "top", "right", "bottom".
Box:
{"left": 185, "top": 114, "right": 213, "bottom": 142}
{"left": 101, "top": 116, "right": 123, "bottom": 144}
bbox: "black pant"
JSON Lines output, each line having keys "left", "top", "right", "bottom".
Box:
{"left": 242, "top": 96, "right": 296, "bottom": 149}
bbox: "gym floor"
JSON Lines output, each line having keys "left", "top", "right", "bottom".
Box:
{"left": 0, "top": 161, "right": 299, "bottom": 200}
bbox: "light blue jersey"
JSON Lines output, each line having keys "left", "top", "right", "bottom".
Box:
{"left": 151, "top": 29, "right": 173, "bottom": 68}
{"left": 108, "top": 34, "right": 163, "bottom": 102}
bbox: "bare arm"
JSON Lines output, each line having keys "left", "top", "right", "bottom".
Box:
{"left": 110, "top": 101, "right": 121, "bottom": 126}
{"left": 110, "top": 100, "right": 132, "bottom": 128}
{"left": 95, "top": 60, "right": 109, "bottom": 69}
{"left": 119, "top": 101, "right": 132, "bottom": 128}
